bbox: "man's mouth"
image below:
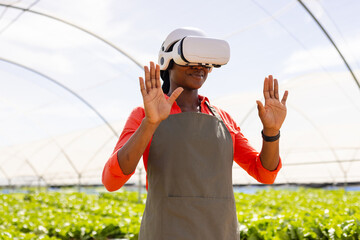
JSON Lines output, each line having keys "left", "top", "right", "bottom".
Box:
{"left": 189, "top": 71, "right": 204, "bottom": 78}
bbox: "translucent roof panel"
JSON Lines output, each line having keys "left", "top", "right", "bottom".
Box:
{"left": 0, "top": 0, "right": 359, "bottom": 187}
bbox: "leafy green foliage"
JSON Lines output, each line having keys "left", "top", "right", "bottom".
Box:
{"left": 0, "top": 190, "right": 145, "bottom": 240}
{"left": 0, "top": 188, "right": 359, "bottom": 239}
{"left": 236, "top": 188, "right": 360, "bottom": 240}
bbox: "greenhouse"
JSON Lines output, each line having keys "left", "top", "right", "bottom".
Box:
{"left": 1, "top": 0, "right": 360, "bottom": 239}
{"left": 1, "top": 0, "right": 359, "bottom": 188}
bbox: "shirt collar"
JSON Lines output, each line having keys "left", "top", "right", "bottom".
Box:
{"left": 163, "top": 93, "right": 209, "bottom": 102}
{"left": 163, "top": 93, "right": 210, "bottom": 113}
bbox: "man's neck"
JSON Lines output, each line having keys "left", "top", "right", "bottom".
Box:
{"left": 170, "top": 89, "right": 199, "bottom": 112}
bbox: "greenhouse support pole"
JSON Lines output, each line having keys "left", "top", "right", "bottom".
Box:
{"left": 0, "top": 57, "right": 119, "bottom": 138}
{"left": 297, "top": 0, "right": 360, "bottom": 90}
{"left": 38, "top": 177, "right": 41, "bottom": 192}
{"left": 78, "top": 174, "right": 81, "bottom": 192}
{"left": 344, "top": 172, "right": 348, "bottom": 193}
{"left": 8, "top": 179, "right": 12, "bottom": 192}
{"left": 0, "top": 4, "right": 143, "bottom": 69}
{"left": 0, "top": 166, "right": 12, "bottom": 190}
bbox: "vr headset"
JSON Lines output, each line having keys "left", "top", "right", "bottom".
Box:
{"left": 158, "top": 36, "right": 230, "bottom": 70}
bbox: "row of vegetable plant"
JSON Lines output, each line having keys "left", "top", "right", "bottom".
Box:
{"left": 0, "top": 188, "right": 359, "bottom": 239}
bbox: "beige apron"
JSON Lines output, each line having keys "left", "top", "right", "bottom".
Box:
{"left": 138, "top": 103, "right": 239, "bottom": 240}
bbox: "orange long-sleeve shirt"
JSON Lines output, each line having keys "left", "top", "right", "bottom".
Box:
{"left": 102, "top": 95, "right": 282, "bottom": 192}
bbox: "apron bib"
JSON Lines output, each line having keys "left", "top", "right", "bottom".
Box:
{"left": 139, "top": 106, "right": 239, "bottom": 240}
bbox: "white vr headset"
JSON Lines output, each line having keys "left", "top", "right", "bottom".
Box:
{"left": 158, "top": 36, "right": 230, "bottom": 70}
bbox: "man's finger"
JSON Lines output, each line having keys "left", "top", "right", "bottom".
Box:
{"left": 168, "top": 87, "right": 184, "bottom": 105}
{"left": 256, "top": 100, "right": 265, "bottom": 116}
{"left": 144, "top": 66, "right": 151, "bottom": 92}
{"left": 281, "top": 90, "right": 289, "bottom": 105}
{"left": 274, "top": 78, "right": 279, "bottom": 100}
{"left": 139, "top": 77, "right": 147, "bottom": 96}
{"left": 263, "top": 77, "right": 270, "bottom": 99}
{"left": 155, "top": 64, "right": 161, "bottom": 88}
{"left": 269, "top": 75, "right": 274, "bottom": 98}
{"left": 150, "top": 61, "right": 156, "bottom": 88}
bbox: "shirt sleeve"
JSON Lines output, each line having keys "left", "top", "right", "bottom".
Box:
{"left": 217, "top": 108, "right": 282, "bottom": 184}
{"left": 233, "top": 129, "right": 282, "bottom": 184}
{"left": 102, "top": 107, "right": 145, "bottom": 191}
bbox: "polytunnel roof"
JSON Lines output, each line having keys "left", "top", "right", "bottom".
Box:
{"left": 0, "top": 0, "right": 359, "bottom": 187}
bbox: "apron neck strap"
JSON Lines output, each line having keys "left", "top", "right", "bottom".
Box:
{"left": 205, "top": 101, "right": 223, "bottom": 123}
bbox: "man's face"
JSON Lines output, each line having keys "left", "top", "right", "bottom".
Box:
{"left": 168, "top": 64, "right": 210, "bottom": 91}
